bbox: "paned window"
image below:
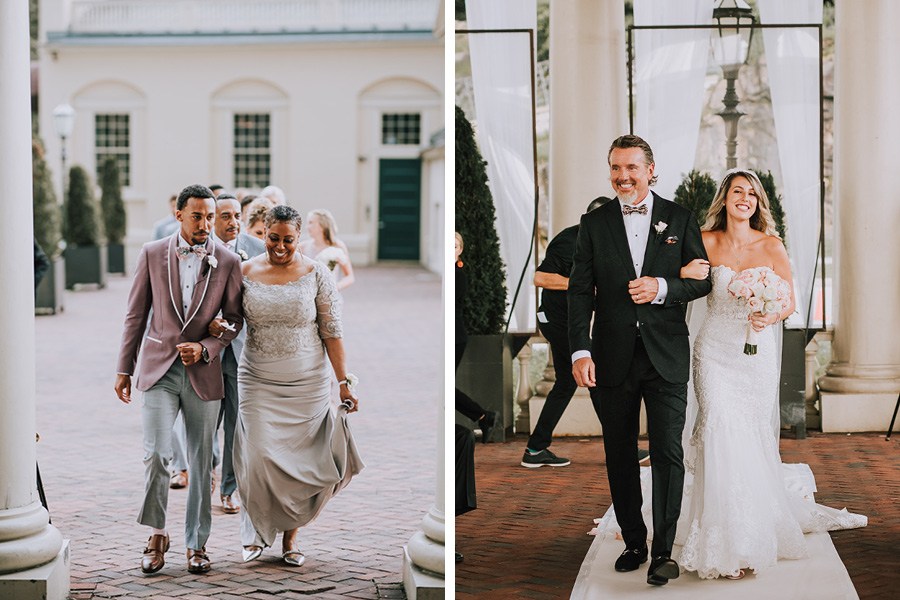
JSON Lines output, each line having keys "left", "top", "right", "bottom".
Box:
{"left": 382, "top": 113, "right": 421, "bottom": 145}
{"left": 95, "top": 113, "right": 130, "bottom": 186}
{"left": 234, "top": 113, "right": 271, "bottom": 188}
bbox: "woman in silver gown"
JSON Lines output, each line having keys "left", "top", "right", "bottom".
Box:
{"left": 226, "top": 204, "right": 364, "bottom": 566}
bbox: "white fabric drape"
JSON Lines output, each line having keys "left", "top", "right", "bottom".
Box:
{"left": 757, "top": 0, "right": 823, "bottom": 327}
{"left": 633, "top": 0, "right": 713, "bottom": 200}
{"left": 466, "top": 0, "right": 537, "bottom": 333}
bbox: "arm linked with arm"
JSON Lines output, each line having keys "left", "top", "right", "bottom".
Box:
{"left": 664, "top": 216, "right": 712, "bottom": 306}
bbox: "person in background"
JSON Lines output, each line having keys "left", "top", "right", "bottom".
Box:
{"left": 300, "top": 209, "right": 355, "bottom": 291}
{"left": 152, "top": 195, "right": 179, "bottom": 240}
{"left": 521, "top": 197, "right": 611, "bottom": 468}
{"left": 34, "top": 238, "right": 51, "bottom": 291}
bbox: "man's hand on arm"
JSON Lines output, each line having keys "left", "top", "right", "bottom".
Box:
{"left": 175, "top": 342, "right": 204, "bottom": 366}
{"left": 628, "top": 276, "right": 660, "bottom": 304}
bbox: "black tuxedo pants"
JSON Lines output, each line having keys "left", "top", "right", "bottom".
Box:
{"left": 456, "top": 341, "right": 487, "bottom": 422}
{"left": 589, "top": 336, "right": 686, "bottom": 557}
{"left": 527, "top": 319, "right": 577, "bottom": 451}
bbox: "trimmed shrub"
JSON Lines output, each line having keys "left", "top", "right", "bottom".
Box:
{"left": 99, "top": 157, "right": 127, "bottom": 244}
{"left": 32, "top": 137, "right": 63, "bottom": 257}
{"left": 673, "top": 169, "right": 718, "bottom": 227}
{"left": 455, "top": 105, "right": 507, "bottom": 335}
{"left": 752, "top": 170, "right": 787, "bottom": 241}
{"left": 65, "top": 165, "right": 103, "bottom": 247}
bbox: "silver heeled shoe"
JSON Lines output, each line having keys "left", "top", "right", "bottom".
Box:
{"left": 242, "top": 545, "right": 263, "bottom": 563}
{"left": 282, "top": 548, "right": 306, "bottom": 567}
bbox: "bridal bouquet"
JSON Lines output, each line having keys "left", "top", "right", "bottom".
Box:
{"left": 317, "top": 246, "right": 345, "bottom": 271}
{"left": 726, "top": 267, "right": 791, "bottom": 355}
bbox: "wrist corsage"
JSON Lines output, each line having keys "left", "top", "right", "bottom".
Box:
{"left": 340, "top": 373, "right": 359, "bottom": 390}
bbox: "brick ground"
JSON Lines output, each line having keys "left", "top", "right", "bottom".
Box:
{"left": 34, "top": 265, "right": 441, "bottom": 600}
{"left": 456, "top": 433, "right": 899, "bottom": 599}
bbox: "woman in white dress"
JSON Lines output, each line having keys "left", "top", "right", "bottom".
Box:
{"left": 300, "top": 209, "right": 355, "bottom": 291}
{"left": 225, "top": 205, "right": 364, "bottom": 566}
{"left": 675, "top": 169, "right": 866, "bottom": 579}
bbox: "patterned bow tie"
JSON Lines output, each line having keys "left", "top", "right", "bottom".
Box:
{"left": 176, "top": 245, "right": 208, "bottom": 260}
{"left": 622, "top": 204, "right": 648, "bottom": 216}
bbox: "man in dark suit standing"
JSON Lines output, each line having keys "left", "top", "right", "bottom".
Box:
{"left": 209, "top": 193, "right": 265, "bottom": 514}
{"left": 521, "top": 196, "right": 610, "bottom": 468}
{"left": 568, "top": 135, "right": 711, "bottom": 586}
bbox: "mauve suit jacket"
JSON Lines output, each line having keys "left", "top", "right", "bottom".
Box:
{"left": 116, "top": 233, "right": 244, "bottom": 401}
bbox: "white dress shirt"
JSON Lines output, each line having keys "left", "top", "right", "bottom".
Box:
{"left": 571, "top": 193, "right": 668, "bottom": 363}
{"left": 177, "top": 235, "right": 202, "bottom": 315}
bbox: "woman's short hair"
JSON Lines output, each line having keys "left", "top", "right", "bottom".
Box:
{"left": 265, "top": 204, "right": 303, "bottom": 232}
{"left": 702, "top": 169, "right": 779, "bottom": 237}
{"left": 307, "top": 209, "right": 339, "bottom": 245}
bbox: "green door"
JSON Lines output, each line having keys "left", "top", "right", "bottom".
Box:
{"left": 377, "top": 158, "right": 421, "bottom": 260}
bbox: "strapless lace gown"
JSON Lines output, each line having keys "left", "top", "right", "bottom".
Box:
{"left": 589, "top": 266, "right": 866, "bottom": 579}
{"left": 233, "top": 262, "right": 364, "bottom": 547}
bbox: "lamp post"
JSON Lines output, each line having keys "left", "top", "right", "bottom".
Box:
{"left": 712, "top": 0, "right": 755, "bottom": 170}
{"left": 52, "top": 103, "right": 75, "bottom": 206}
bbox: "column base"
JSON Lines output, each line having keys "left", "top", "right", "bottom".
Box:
{"left": 528, "top": 390, "right": 648, "bottom": 436}
{"left": 0, "top": 539, "right": 69, "bottom": 600}
{"left": 819, "top": 392, "right": 900, "bottom": 432}
{"left": 402, "top": 544, "right": 444, "bottom": 600}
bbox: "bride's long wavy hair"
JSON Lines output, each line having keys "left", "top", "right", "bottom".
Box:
{"left": 701, "top": 169, "right": 779, "bottom": 237}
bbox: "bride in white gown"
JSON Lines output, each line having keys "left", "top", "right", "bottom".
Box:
{"left": 590, "top": 169, "right": 866, "bottom": 581}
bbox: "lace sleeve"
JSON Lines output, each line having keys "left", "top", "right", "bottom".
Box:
{"left": 315, "top": 263, "right": 343, "bottom": 339}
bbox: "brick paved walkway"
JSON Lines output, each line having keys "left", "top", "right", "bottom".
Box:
{"left": 34, "top": 265, "right": 441, "bottom": 600}
{"left": 456, "top": 433, "right": 899, "bottom": 599}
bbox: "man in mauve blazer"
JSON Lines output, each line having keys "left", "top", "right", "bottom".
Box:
{"left": 568, "top": 136, "right": 711, "bottom": 587}
{"left": 115, "top": 184, "right": 243, "bottom": 576}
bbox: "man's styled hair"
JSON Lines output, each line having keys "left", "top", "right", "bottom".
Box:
{"left": 608, "top": 135, "right": 658, "bottom": 186}
{"left": 176, "top": 184, "right": 215, "bottom": 210}
{"left": 216, "top": 193, "right": 238, "bottom": 203}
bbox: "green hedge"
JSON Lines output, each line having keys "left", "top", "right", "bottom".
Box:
{"left": 32, "top": 137, "right": 63, "bottom": 257}
{"left": 65, "top": 165, "right": 104, "bottom": 247}
{"left": 100, "top": 157, "right": 127, "bottom": 244}
{"left": 455, "top": 106, "right": 507, "bottom": 335}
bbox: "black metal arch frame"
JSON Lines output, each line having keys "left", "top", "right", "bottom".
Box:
{"left": 456, "top": 28, "right": 540, "bottom": 336}
{"left": 626, "top": 21, "right": 826, "bottom": 335}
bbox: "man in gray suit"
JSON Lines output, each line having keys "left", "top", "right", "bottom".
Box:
{"left": 115, "top": 184, "right": 243, "bottom": 575}
{"left": 209, "top": 193, "right": 265, "bottom": 514}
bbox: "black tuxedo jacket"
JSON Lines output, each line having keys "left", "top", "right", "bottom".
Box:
{"left": 568, "top": 192, "right": 711, "bottom": 386}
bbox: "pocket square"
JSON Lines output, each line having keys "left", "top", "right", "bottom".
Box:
{"left": 664, "top": 236, "right": 679, "bottom": 245}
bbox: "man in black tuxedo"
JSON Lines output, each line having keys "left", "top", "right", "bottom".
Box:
{"left": 568, "top": 135, "right": 711, "bottom": 586}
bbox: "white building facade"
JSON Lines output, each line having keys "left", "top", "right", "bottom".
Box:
{"left": 39, "top": 0, "right": 443, "bottom": 272}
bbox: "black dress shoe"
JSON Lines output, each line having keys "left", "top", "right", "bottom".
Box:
{"left": 614, "top": 545, "right": 648, "bottom": 572}
{"left": 647, "top": 556, "right": 680, "bottom": 586}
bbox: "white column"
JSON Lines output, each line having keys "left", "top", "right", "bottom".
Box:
{"left": 817, "top": 0, "right": 900, "bottom": 431}
{"left": 402, "top": 331, "right": 444, "bottom": 597}
{"left": 548, "top": 0, "right": 627, "bottom": 235}
{"left": 0, "top": 1, "right": 68, "bottom": 597}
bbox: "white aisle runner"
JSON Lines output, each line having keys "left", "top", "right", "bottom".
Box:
{"left": 571, "top": 465, "right": 861, "bottom": 599}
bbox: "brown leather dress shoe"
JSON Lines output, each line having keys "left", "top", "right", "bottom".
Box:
{"left": 169, "top": 470, "right": 188, "bottom": 489}
{"left": 141, "top": 534, "right": 169, "bottom": 574}
{"left": 186, "top": 547, "right": 211, "bottom": 574}
{"left": 221, "top": 494, "right": 240, "bottom": 514}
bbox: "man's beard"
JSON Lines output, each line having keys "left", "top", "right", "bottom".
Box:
{"left": 617, "top": 186, "right": 638, "bottom": 205}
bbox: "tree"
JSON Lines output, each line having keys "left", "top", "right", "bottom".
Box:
{"left": 65, "top": 165, "right": 104, "bottom": 246}
{"left": 99, "top": 157, "right": 127, "bottom": 245}
{"left": 455, "top": 106, "right": 507, "bottom": 335}
{"left": 32, "top": 138, "right": 63, "bottom": 257}
{"left": 752, "top": 170, "right": 787, "bottom": 241}
{"left": 673, "top": 170, "right": 718, "bottom": 227}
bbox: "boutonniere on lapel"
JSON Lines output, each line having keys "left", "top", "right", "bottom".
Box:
{"left": 201, "top": 253, "right": 218, "bottom": 277}
{"left": 237, "top": 249, "right": 249, "bottom": 262}
{"left": 653, "top": 221, "right": 668, "bottom": 241}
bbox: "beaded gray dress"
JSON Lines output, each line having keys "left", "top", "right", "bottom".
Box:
{"left": 233, "top": 261, "right": 364, "bottom": 547}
